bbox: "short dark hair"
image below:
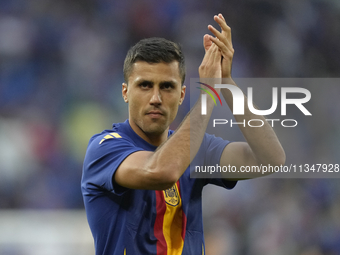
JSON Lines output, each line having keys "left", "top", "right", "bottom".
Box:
{"left": 123, "top": 37, "right": 185, "bottom": 84}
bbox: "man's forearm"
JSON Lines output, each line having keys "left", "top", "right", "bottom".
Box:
{"left": 221, "top": 82, "right": 286, "bottom": 166}
{"left": 147, "top": 42, "right": 223, "bottom": 183}
{"left": 148, "top": 96, "right": 215, "bottom": 182}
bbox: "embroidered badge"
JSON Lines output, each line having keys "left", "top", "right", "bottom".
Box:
{"left": 163, "top": 184, "right": 180, "bottom": 206}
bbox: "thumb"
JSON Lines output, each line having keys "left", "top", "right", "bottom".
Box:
{"left": 203, "top": 34, "right": 213, "bottom": 52}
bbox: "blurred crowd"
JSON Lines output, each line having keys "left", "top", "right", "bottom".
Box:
{"left": 0, "top": 0, "right": 340, "bottom": 254}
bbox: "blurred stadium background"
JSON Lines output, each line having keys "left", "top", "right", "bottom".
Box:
{"left": 0, "top": 0, "right": 340, "bottom": 254}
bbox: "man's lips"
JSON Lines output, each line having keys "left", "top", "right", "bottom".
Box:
{"left": 146, "top": 110, "right": 164, "bottom": 118}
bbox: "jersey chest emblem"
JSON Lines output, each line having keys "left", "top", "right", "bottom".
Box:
{"left": 163, "top": 184, "right": 180, "bottom": 206}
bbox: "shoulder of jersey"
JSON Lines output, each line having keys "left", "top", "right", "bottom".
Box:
{"left": 98, "top": 132, "right": 122, "bottom": 145}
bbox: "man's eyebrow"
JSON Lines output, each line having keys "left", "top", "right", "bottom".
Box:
{"left": 159, "top": 80, "right": 178, "bottom": 86}
{"left": 135, "top": 79, "right": 154, "bottom": 85}
{"left": 134, "top": 79, "right": 179, "bottom": 86}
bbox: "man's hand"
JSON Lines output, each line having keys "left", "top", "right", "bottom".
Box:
{"left": 198, "top": 42, "right": 222, "bottom": 79}
{"left": 201, "top": 14, "right": 285, "bottom": 180}
{"left": 204, "top": 13, "right": 234, "bottom": 78}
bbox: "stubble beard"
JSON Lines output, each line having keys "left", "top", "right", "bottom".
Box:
{"left": 138, "top": 117, "right": 168, "bottom": 136}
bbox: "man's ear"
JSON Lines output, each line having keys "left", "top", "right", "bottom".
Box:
{"left": 122, "top": 83, "right": 128, "bottom": 103}
{"left": 179, "top": 85, "right": 186, "bottom": 105}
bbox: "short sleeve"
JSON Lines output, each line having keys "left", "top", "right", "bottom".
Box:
{"left": 203, "top": 133, "right": 230, "bottom": 167}
{"left": 81, "top": 133, "right": 143, "bottom": 196}
{"left": 198, "top": 133, "right": 237, "bottom": 189}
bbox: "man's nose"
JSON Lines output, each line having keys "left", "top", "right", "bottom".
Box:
{"left": 149, "top": 88, "right": 162, "bottom": 105}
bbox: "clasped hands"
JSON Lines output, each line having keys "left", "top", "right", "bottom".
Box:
{"left": 198, "top": 13, "right": 234, "bottom": 80}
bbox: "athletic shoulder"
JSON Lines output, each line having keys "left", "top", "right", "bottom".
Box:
{"left": 87, "top": 120, "right": 132, "bottom": 147}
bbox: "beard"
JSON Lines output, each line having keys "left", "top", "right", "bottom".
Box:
{"left": 137, "top": 116, "right": 169, "bottom": 136}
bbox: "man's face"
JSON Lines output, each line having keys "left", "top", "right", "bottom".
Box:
{"left": 122, "top": 61, "right": 185, "bottom": 137}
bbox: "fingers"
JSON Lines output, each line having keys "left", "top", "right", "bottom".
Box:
{"left": 199, "top": 43, "right": 222, "bottom": 78}
{"left": 208, "top": 29, "right": 234, "bottom": 60}
{"left": 203, "top": 34, "right": 213, "bottom": 52}
{"left": 208, "top": 23, "right": 233, "bottom": 50}
{"left": 200, "top": 14, "right": 233, "bottom": 79}
{"left": 206, "top": 14, "right": 234, "bottom": 78}
{"left": 209, "top": 14, "right": 232, "bottom": 43}
{"left": 211, "top": 42, "right": 221, "bottom": 64}
{"left": 214, "top": 14, "right": 231, "bottom": 42}
{"left": 207, "top": 14, "right": 234, "bottom": 58}
{"left": 200, "top": 42, "right": 213, "bottom": 67}
{"left": 202, "top": 42, "right": 219, "bottom": 64}
{"left": 218, "top": 13, "right": 225, "bottom": 22}
{"left": 210, "top": 35, "right": 234, "bottom": 59}
{"left": 208, "top": 25, "right": 231, "bottom": 49}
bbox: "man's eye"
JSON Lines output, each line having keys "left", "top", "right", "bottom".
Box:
{"left": 140, "top": 83, "right": 151, "bottom": 88}
{"left": 162, "top": 84, "right": 174, "bottom": 90}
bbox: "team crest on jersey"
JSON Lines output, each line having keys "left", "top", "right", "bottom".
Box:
{"left": 163, "top": 184, "right": 180, "bottom": 206}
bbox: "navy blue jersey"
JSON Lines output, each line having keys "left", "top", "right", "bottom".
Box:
{"left": 81, "top": 119, "right": 236, "bottom": 255}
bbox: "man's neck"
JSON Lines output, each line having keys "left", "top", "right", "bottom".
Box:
{"left": 128, "top": 119, "right": 169, "bottom": 147}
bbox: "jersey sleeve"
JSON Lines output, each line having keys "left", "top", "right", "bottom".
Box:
{"left": 82, "top": 132, "right": 144, "bottom": 196}
{"left": 201, "top": 133, "right": 237, "bottom": 189}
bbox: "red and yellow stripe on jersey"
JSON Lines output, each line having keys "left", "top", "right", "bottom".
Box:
{"left": 154, "top": 181, "right": 187, "bottom": 254}
{"left": 82, "top": 120, "right": 236, "bottom": 255}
